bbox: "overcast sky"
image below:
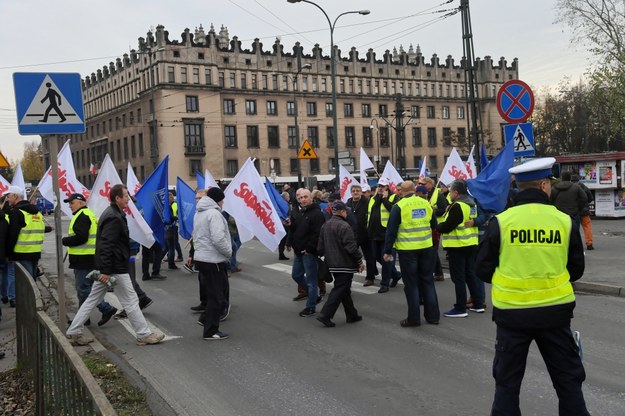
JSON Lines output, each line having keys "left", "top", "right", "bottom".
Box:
{"left": 0, "top": 0, "right": 593, "bottom": 162}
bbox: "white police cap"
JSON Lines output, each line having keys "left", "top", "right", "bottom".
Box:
{"left": 509, "top": 157, "right": 556, "bottom": 182}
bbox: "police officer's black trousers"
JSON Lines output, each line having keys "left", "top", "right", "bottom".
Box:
{"left": 491, "top": 325, "right": 589, "bottom": 416}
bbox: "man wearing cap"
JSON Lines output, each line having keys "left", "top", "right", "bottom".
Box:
{"left": 62, "top": 193, "right": 118, "bottom": 327}
{"left": 316, "top": 200, "right": 364, "bottom": 327}
{"left": 476, "top": 157, "right": 588, "bottom": 415}
{"left": 366, "top": 178, "right": 401, "bottom": 291}
{"left": 384, "top": 181, "right": 440, "bottom": 327}
{"left": 3, "top": 185, "right": 49, "bottom": 279}
{"left": 193, "top": 187, "right": 232, "bottom": 340}
{"left": 347, "top": 184, "right": 377, "bottom": 285}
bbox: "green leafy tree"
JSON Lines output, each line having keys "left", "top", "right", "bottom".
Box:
{"left": 20, "top": 141, "right": 44, "bottom": 182}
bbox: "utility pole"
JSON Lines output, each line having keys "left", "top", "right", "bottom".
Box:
{"left": 460, "top": 0, "right": 483, "bottom": 173}
{"left": 394, "top": 94, "right": 406, "bottom": 178}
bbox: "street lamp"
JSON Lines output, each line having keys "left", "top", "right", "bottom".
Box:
{"left": 369, "top": 118, "right": 380, "bottom": 172}
{"left": 288, "top": 0, "right": 370, "bottom": 186}
{"left": 292, "top": 63, "right": 312, "bottom": 188}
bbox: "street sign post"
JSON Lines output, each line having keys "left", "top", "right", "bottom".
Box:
{"left": 496, "top": 79, "right": 535, "bottom": 124}
{"left": 504, "top": 122, "right": 535, "bottom": 157}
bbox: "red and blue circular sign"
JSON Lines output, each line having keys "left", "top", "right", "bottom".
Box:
{"left": 496, "top": 79, "right": 534, "bottom": 124}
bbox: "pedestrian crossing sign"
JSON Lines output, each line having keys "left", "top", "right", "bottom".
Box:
{"left": 504, "top": 122, "right": 535, "bottom": 157}
{"left": 13, "top": 72, "right": 85, "bottom": 135}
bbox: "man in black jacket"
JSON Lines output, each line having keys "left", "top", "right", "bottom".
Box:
{"left": 316, "top": 201, "right": 364, "bottom": 327}
{"left": 346, "top": 184, "right": 377, "bottom": 283}
{"left": 66, "top": 185, "right": 164, "bottom": 346}
{"left": 62, "top": 193, "right": 117, "bottom": 327}
{"left": 286, "top": 188, "right": 325, "bottom": 317}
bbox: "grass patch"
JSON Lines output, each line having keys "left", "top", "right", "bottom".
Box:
{"left": 82, "top": 352, "right": 152, "bottom": 416}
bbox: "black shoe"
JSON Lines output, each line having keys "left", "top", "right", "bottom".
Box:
{"left": 346, "top": 315, "right": 363, "bottom": 324}
{"left": 183, "top": 264, "right": 196, "bottom": 273}
{"left": 378, "top": 286, "right": 389, "bottom": 294}
{"left": 279, "top": 255, "right": 290, "bottom": 260}
{"left": 150, "top": 274, "right": 167, "bottom": 280}
{"left": 0, "top": 351, "right": 5, "bottom": 360}
{"left": 363, "top": 279, "right": 374, "bottom": 287}
{"left": 9, "top": 299, "right": 16, "bottom": 307}
{"left": 176, "top": 258, "right": 184, "bottom": 262}
{"left": 190, "top": 304, "right": 205, "bottom": 312}
{"left": 316, "top": 296, "right": 323, "bottom": 305}
{"left": 98, "top": 307, "right": 118, "bottom": 327}
{"left": 316, "top": 316, "right": 335, "bottom": 327}
{"left": 142, "top": 275, "right": 151, "bottom": 281}
{"left": 400, "top": 319, "right": 420, "bottom": 327}
{"left": 292, "top": 293, "right": 307, "bottom": 301}
{"left": 139, "top": 297, "right": 154, "bottom": 310}
{"left": 67, "top": 318, "right": 91, "bottom": 326}
{"left": 426, "top": 319, "right": 440, "bottom": 325}
{"left": 390, "top": 278, "right": 400, "bottom": 288}
{"left": 1, "top": 296, "right": 8, "bottom": 304}
{"left": 586, "top": 244, "right": 594, "bottom": 250}
{"left": 114, "top": 309, "right": 128, "bottom": 319}
{"left": 168, "top": 266, "right": 179, "bottom": 270}
{"left": 434, "top": 274, "right": 445, "bottom": 281}
{"left": 299, "top": 307, "right": 316, "bottom": 317}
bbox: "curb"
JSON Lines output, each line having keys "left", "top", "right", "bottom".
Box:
{"left": 573, "top": 282, "right": 625, "bottom": 298}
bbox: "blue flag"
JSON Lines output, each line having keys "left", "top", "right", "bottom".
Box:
{"left": 176, "top": 177, "right": 196, "bottom": 240}
{"left": 135, "top": 156, "right": 169, "bottom": 247}
{"left": 196, "top": 171, "right": 205, "bottom": 190}
{"left": 264, "top": 177, "right": 289, "bottom": 220}
{"left": 480, "top": 142, "right": 489, "bottom": 171}
{"left": 467, "top": 141, "right": 514, "bottom": 214}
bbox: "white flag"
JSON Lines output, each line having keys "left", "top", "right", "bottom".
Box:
{"left": 37, "top": 140, "right": 90, "bottom": 217}
{"left": 465, "top": 145, "right": 477, "bottom": 179}
{"left": 88, "top": 154, "right": 155, "bottom": 248}
{"left": 439, "top": 148, "right": 470, "bottom": 186}
{"left": 223, "top": 158, "right": 286, "bottom": 252}
{"left": 418, "top": 157, "right": 428, "bottom": 181}
{"left": 204, "top": 169, "right": 219, "bottom": 189}
{"left": 0, "top": 173, "right": 10, "bottom": 196}
{"left": 380, "top": 160, "right": 404, "bottom": 194}
{"left": 127, "top": 162, "right": 142, "bottom": 196}
{"left": 359, "top": 147, "right": 375, "bottom": 186}
{"left": 339, "top": 164, "right": 359, "bottom": 202}
{"left": 10, "top": 164, "right": 27, "bottom": 199}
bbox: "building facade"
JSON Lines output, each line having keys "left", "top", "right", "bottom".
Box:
{"left": 42, "top": 24, "right": 518, "bottom": 187}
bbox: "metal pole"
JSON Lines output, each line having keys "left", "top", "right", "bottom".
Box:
{"left": 293, "top": 78, "right": 302, "bottom": 188}
{"left": 149, "top": 48, "right": 159, "bottom": 169}
{"left": 49, "top": 135, "right": 67, "bottom": 331}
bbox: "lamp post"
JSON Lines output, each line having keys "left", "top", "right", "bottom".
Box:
{"left": 292, "top": 63, "right": 312, "bottom": 189}
{"left": 369, "top": 118, "right": 380, "bottom": 172}
{"left": 287, "top": 0, "right": 370, "bottom": 186}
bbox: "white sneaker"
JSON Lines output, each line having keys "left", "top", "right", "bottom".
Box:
{"left": 136, "top": 332, "right": 165, "bottom": 346}
{"left": 66, "top": 334, "right": 94, "bottom": 346}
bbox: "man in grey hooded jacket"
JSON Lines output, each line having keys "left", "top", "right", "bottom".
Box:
{"left": 193, "top": 187, "right": 232, "bottom": 340}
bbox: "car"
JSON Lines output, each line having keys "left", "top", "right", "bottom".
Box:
{"left": 35, "top": 197, "right": 54, "bottom": 215}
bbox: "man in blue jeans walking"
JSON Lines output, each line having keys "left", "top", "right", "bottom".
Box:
{"left": 286, "top": 188, "right": 325, "bottom": 317}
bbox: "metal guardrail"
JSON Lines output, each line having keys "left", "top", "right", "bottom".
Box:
{"left": 14, "top": 262, "right": 117, "bottom": 415}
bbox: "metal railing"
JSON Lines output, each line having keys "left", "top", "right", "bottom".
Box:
{"left": 15, "top": 262, "right": 117, "bottom": 415}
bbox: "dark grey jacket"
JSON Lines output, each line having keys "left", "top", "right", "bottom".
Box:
{"left": 551, "top": 181, "right": 587, "bottom": 218}
{"left": 317, "top": 215, "right": 362, "bottom": 273}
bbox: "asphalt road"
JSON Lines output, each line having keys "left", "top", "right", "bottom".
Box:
{"left": 40, "top": 231, "right": 624, "bottom": 416}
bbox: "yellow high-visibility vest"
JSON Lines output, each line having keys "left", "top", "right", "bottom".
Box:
{"left": 441, "top": 201, "right": 478, "bottom": 248}
{"left": 492, "top": 203, "right": 575, "bottom": 309}
{"left": 14, "top": 210, "right": 45, "bottom": 254}
{"left": 394, "top": 195, "right": 433, "bottom": 250}
{"left": 67, "top": 208, "right": 98, "bottom": 256}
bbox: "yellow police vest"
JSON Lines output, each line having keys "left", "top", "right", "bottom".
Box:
{"left": 367, "top": 194, "right": 397, "bottom": 228}
{"left": 14, "top": 209, "right": 45, "bottom": 254}
{"left": 67, "top": 208, "right": 97, "bottom": 256}
{"left": 428, "top": 188, "right": 440, "bottom": 210}
{"left": 492, "top": 203, "right": 575, "bottom": 309}
{"left": 441, "top": 201, "right": 478, "bottom": 248}
{"left": 394, "top": 195, "right": 433, "bottom": 250}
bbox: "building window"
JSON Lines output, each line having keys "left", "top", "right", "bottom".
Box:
{"left": 123, "top": 137, "right": 129, "bottom": 159}
{"left": 223, "top": 99, "right": 235, "bottom": 114}
{"left": 427, "top": 106, "right": 435, "bottom": 119}
{"left": 379, "top": 104, "right": 388, "bottom": 117}
{"left": 240, "top": 73, "right": 247, "bottom": 89}
{"left": 186, "top": 95, "right": 199, "bottom": 112}
{"left": 245, "top": 100, "right": 257, "bottom": 115}
{"left": 192, "top": 68, "right": 200, "bottom": 84}
{"left": 310, "top": 159, "right": 320, "bottom": 173}
{"left": 262, "top": 74, "right": 268, "bottom": 90}
{"left": 131, "top": 135, "right": 136, "bottom": 158}
{"left": 363, "top": 127, "right": 373, "bottom": 147}
{"left": 307, "top": 126, "right": 319, "bottom": 148}
{"left": 412, "top": 127, "right": 422, "bottom": 147}
{"left": 167, "top": 66, "right": 175, "bottom": 83}
{"left": 283, "top": 75, "right": 289, "bottom": 91}
{"left": 345, "top": 127, "right": 355, "bottom": 148}
{"left": 251, "top": 74, "right": 257, "bottom": 89}
{"left": 247, "top": 125, "right": 259, "bottom": 148}
{"left": 189, "top": 159, "right": 202, "bottom": 176}
{"left": 302, "top": 75, "right": 308, "bottom": 92}
{"left": 139, "top": 133, "right": 144, "bottom": 156}
{"left": 413, "top": 156, "right": 422, "bottom": 169}
{"left": 442, "top": 106, "right": 450, "bottom": 119}
{"left": 229, "top": 72, "right": 236, "bottom": 88}
{"left": 272, "top": 74, "right": 278, "bottom": 90}
{"left": 266, "top": 101, "right": 277, "bottom": 116}
{"left": 326, "top": 126, "right": 334, "bottom": 148}
{"left": 271, "top": 158, "right": 281, "bottom": 174}
{"left": 205, "top": 68, "right": 212, "bottom": 85}
{"left": 184, "top": 121, "right": 205, "bottom": 154}
{"left": 286, "top": 101, "right": 295, "bottom": 116}
{"left": 219, "top": 72, "right": 225, "bottom": 87}
{"left": 312, "top": 77, "right": 318, "bottom": 92}
{"left": 457, "top": 106, "right": 465, "bottom": 119}
{"left": 443, "top": 127, "right": 452, "bottom": 147}
{"left": 411, "top": 105, "right": 420, "bottom": 118}
{"left": 428, "top": 127, "right": 437, "bottom": 147}
{"left": 325, "top": 103, "right": 334, "bottom": 117}
{"left": 224, "top": 125, "right": 237, "bottom": 148}
{"left": 181, "top": 67, "right": 188, "bottom": 84}
{"left": 307, "top": 102, "right": 317, "bottom": 116}
{"left": 288, "top": 126, "right": 297, "bottom": 148}
{"left": 361, "top": 104, "right": 371, "bottom": 118}
{"left": 268, "top": 126, "right": 280, "bottom": 148}
{"left": 344, "top": 103, "right": 354, "bottom": 118}
{"left": 380, "top": 127, "right": 389, "bottom": 147}
{"left": 429, "top": 155, "right": 438, "bottom": 170}
{"left": 457, "top": 127, "right": 466, "bottom": 141}
{"left": 137, "top": 109, "right": 142, "bottom": 124}
{"left": 290, "top": 158, "right": 298, "bottom": 173}
{"left": 226, "top": 159, "right": 238, "bottom": 176}
{"left": 129, "top": 111, "right": 135, "bottom": 125}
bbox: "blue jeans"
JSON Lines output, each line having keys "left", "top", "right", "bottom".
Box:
{"left": 1, "top": 262, "right": 16, "bottom": 301}
{"left": 291, "top": 254, "right": 319, "bottom": 309}
{"left": 374, "top": 240, "right": 401, "bottom": 287}
{"left": 228, "top": 234, "right": 241, "bottom": 270}
{"left": 73, "top": 269, "right": 114, "bottom": 314}
{"left": 398, "top": 248, "right": 440, "bottom": 324}
{"left": 447, "top": 246, "right": 483, "bottom": 311}
{"left": 18, "top": 260, "right": 38, "bottom": 281}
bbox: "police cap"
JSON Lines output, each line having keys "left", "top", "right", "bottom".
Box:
{"left": 509, "top": 157, "right": 556, "bottom": 182}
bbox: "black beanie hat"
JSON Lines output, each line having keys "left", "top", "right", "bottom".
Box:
{"left": 207, "top": 187, "right": 225, "bottom": 203}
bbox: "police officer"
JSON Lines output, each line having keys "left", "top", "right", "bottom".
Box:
{"left": 384, "top": 181, "right": 440, "bottom": 327}
{"left": 62, "top": 193, "right": 117, "bottom": 327}
{"left": 475, "top": 157, "right": 589, "bottom": 416}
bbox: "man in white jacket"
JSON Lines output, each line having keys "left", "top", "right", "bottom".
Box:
{"left": 193, "top": 187, "right": 232, "bottom": 340}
